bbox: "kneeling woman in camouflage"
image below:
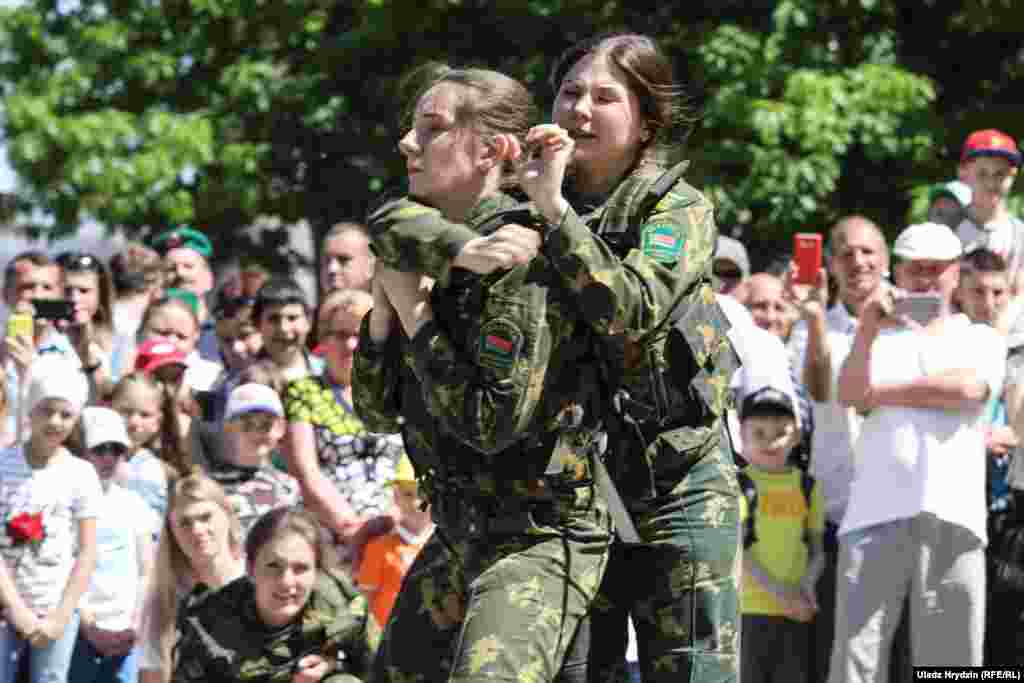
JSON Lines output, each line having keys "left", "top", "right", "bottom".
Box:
{"left": 353, "top": 65, "right": 612, "bottom": 682}
{"left": 171, "top": 508, "right": 374, "bottom": 682}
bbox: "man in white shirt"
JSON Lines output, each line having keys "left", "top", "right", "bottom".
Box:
{"left": 786, "top": 215, "right": 892, "bottom": 681}
{"left": 832, "top": 222, "right": 1004, "bottom": 678}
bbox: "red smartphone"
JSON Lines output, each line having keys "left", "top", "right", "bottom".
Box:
{"left": 793, "top": 233, "right": 823, "bottom": 286}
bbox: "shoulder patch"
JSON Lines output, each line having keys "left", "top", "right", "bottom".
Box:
{"left": 477, "top": 318, "right": 523, "bottom": 372}
{"left": 640, "top": 224, "right": 685, "bottom": 264}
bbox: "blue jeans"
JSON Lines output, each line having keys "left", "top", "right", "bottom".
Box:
{"left": 0, "top": 612, "right": 80, "bottom": 683}
{"left": 68, "top": 634, "right": 138, "bottom": 683}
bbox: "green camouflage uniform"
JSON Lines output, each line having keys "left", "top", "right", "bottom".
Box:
{"left": 354, "top": 192, "right": 612, "bottom": 683}
{"left": 549, "top": 162, "right": 742, "bottom": 683}
{"left": 171, "top": 570, "right": 375, "bottom": 683}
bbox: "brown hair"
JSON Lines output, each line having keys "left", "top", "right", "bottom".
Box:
{"left": 245, "top": 507, "right": 337, "bottom": 575}
{"left": 237, "top": 359, "right": 287, "bottom": 398}
{"left": 316, "top": 288, "right": 373, "bottom": 340}
{"left": 549, "top": 33, "right": 691, "bottom": 158}
{"left": 3, "top": 251, "right": 59, "bottom": 300}
{"left": 58, "top": 252, "right": 116, "bottom": 342}
{"left": 150, "top": 472, "right": 242, "bottom": 679}
{"left": 137, "top": 296, "right": 200, "bottom": 345}
{"left": 403, "top": 64, "right": 538, "bottom": 182}
{"left": 962, "top": 247, "right": 1008, "bottom": 275}
{"left": 110, "top": 241, "right": 164, "bottom": 296}
{"left": 110, "top": 371, "right": 192, "bottom": 478}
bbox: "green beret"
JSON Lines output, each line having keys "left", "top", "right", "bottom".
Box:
{"left": 151, "top": 226, "right": 213, "bottom": 259}
{"left": 164, "top": 288, "right": 200, "bottom": 316}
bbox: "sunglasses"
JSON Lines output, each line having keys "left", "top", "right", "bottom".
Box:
{"left": 89, "top": 443, "right": 128, "bottom": 458}
{"left": 57, "top": 252, "right": 104, "bottom": 273}
{"left": 231, "top": 412, "right": 277, "bottom": 434}
{"left": 713, "top": 268, "right": 743, "bottom": 281}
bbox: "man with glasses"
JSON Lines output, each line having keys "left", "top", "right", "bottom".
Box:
{"left": 831, "top": 222, "right": 1002, "bottom": 676}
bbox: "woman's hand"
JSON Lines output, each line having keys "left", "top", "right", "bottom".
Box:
{"left": 292, "top": 654, "right": 332, "bottom": 683}
{"left": 517, "top": 124, "right": 574, "bottom": 224}
{"left": 452, "top": 226, "right": 541, "bottom": 275}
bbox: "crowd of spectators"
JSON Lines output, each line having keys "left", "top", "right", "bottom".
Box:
{"left": 0, "top": 120, "right": 1018, "bottom": 683}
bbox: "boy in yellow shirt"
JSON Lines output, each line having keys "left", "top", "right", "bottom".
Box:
{"left": 738, "top": 384, "right": 826, "bottom": 683}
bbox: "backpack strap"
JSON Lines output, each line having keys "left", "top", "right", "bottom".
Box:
{"left": 800, "top": 470, "right": 816, "bottom": 545}
{"left": 736, "top": 469, "right": 759, "bottom": 549}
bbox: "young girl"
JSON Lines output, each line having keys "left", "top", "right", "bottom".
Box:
{"left": 112, "top": 372, "right": 191, "bottom": 523}
{"left": 172, "top": 508, "right": 372, "bottom": 683}
{"left": 138, "top": 472, "right": 245, "bottom": 683}
{"left": 0, "top": 356, "right": 101, "bottom": 683}
{"left": 136, "top": 297, "right": 223, "bottom": 399}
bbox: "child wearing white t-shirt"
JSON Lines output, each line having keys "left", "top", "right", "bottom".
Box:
{"left": 0, "top": 356, "right": 101, "bottom": 683}
{"left": 68, "top": 407, "right": 157, "bottom": 683}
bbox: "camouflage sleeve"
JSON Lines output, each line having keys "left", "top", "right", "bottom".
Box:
{"left": 544, "top": 179, "right": 717, "bottom": 335}
{"left": 405, "top": 264, "right": 553, "bottom": 455}
{"left": 351, "top": 318, "right": 405, "bottom": 434}
{"left": 367, "top": 197, "right": 479, "bottom": 283}
{"left": 314, "top": 570, "right": 376, "bottom": 678}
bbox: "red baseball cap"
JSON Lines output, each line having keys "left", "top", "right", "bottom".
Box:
{"left": 961, "top": 129, "right": 1021, "bottom": 167}
{"left": 134, "top": 337, "right": 187, "bottom": 374}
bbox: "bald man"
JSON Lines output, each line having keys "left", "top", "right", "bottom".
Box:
{"left": 786, "top": 216, "right": 908, "bottom": 683}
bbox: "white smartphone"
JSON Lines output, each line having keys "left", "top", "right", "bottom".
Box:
{"left": 892, "top": 293, "right": 943, "bottom": 326}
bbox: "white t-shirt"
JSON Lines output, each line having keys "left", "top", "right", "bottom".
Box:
{"left": 957, "top": 214, "right": 1024, "bottom": 281}
{"left": 788, "top": 303, "right": 859, "bottom": 524}
{"left": 840, "top": 315, "right": 1006, "bottom": 543}
{"left": 81, "top": 484, "right": 158, "bottom": 630}
{"left": 0, "top": 446, "right": 102, "bottom": 612}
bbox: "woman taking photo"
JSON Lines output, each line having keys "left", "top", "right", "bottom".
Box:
{"left": 138, "top": 472, "right": 245, "bottom": 683}
{"left": 516, "top": 33, "right": 742, "bottom": 682}
{"left": 353, "top": 65, "right": 612, "bottom": 683}
{"left": 172, "top": 508, "right": 372, "bottom": 683}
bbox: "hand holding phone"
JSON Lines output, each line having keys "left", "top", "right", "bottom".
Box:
{"left": 30, "top": 299, "right": 75, "bottom": 322}
{"left": 792, "top": 233, "right": 823, "bottom": 286}
{"left": 891, "top": 292, "right": 943, "bottom": 327}
{"left": 6, "top": 313, "right": 33, "bottom": 341}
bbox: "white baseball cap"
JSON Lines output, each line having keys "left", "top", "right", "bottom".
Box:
{"left": 27, "top": 356, "right": 89, "bottom": 415}
{"left": 892, "top": 222, "right": 963, "bottom": 261}
{"left": 81, "top": 406, "right": 131, "bottom": 451}
{"left": 225, "top": 383, "right": 284, "bottom": 422}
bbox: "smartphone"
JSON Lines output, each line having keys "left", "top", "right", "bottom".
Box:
{"left": 892, "top": 293, "right": 943, "bottom": 326}
{"left": 5, "top": 313, "right": 33, "bottom": 340}
{"left": 30, "top": 299, "right": 75, "bottom": 322}
{"left": 793, "top": 233, "right": 823, "bottom": 286}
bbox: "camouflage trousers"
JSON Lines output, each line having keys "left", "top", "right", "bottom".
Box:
{"left": 369, "top": 515, "right": 610, "bottom": 682}
{"left": 587, "top": 425, "right": 743, "bottom": 683}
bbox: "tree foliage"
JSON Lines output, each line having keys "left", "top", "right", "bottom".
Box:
{"left": 1, "top": 0, "right": 1022, "bottom": 270}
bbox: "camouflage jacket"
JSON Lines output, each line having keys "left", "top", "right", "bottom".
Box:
{"left": 353, "top": 193, "right": 611, "bottom": 542}
{"left": 554, "top": 161, "right": 737, "bottom": 423}
{"left": 171, "top": 571, "right": 374, "bottom": 683}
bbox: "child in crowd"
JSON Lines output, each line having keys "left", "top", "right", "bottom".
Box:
{"left": 69, "top": 406, "right": 158, "bottom": 683}
{"left": 738, "top": 378, "right": 825, "bottom": 683}
{"left": 252, "top": 278, "right": 323, "bottom": 383}
{"left": 357, "top": 454, "right": 433, "bottom": 628}
{"left": 136, "top": 296, "right": 223, "bottom": 398}
{"left": 0, "top": 356, "right": 100, "bottom": 683}
{"left": 112, "top": 371, "right": 190, "bottom": 522}
{"left": 211, "top": 383, "right": 301, "bottom": 536}
{"left": 955, "top": 129, "right": 1023, "bottom": 293}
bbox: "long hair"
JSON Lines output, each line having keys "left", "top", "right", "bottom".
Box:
{"left": 147, "top": 472, "right": 242, "bottom": 680}
{"left": 110, "top": 371, "right": 192, "bottom": 479}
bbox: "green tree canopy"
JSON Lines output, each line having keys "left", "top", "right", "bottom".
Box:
{"left": 1, "top": 0, "right": 1022, "bottom": 270}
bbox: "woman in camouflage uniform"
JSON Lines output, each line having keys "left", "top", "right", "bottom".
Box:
{"left": 354, "top": 66, "right": 612, "bottom": 682}
{"left": 171, "top": 508, "right": 373, "bottom": 683}
{"left": 515, "top": 33, "right": 743, "bottom": 683}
